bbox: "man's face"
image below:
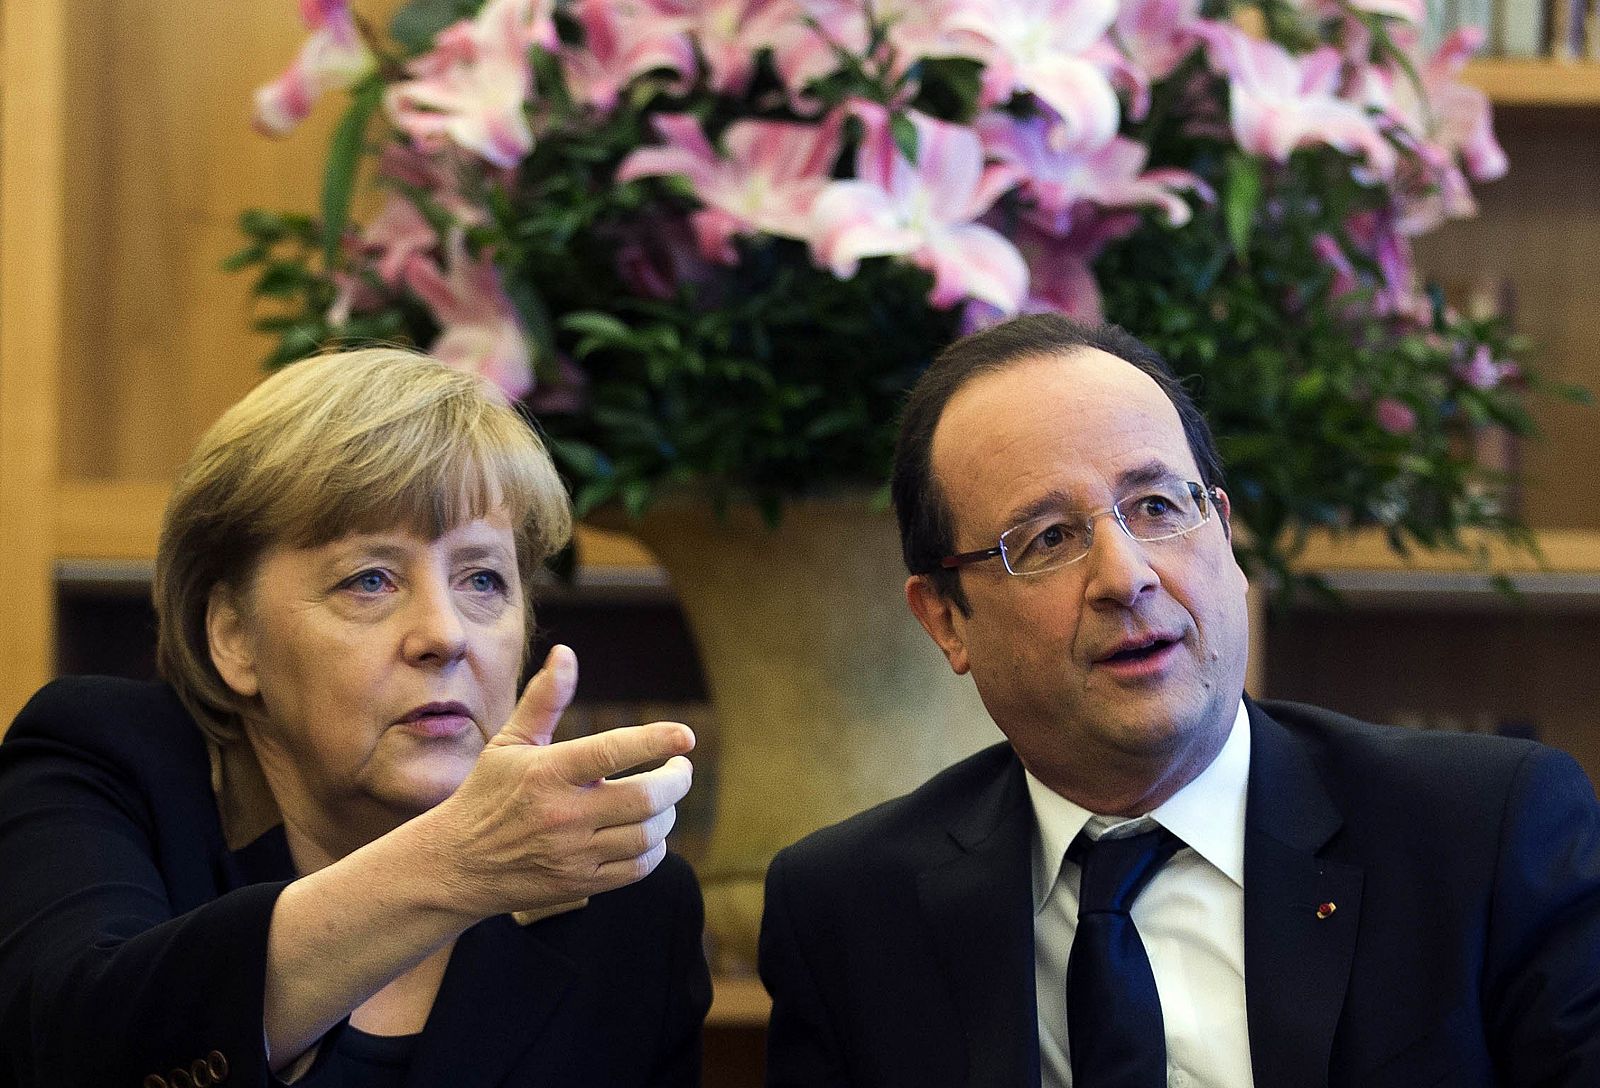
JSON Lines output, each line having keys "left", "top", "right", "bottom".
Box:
{"left": 908, "top": 349, "right": 1250, "bottom": 812}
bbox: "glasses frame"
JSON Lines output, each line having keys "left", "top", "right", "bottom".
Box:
{"left": 936, "top": 481, "right": 1219, "bottom": 576}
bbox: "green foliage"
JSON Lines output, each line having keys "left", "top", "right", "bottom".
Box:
{"left": 228, "top": 3, "right": 1582, "bottom": 592}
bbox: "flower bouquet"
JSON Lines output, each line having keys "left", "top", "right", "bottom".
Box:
{"left": 235, "top": 0, "right": 1569, "bottom": 585}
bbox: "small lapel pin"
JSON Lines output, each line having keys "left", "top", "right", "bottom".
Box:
{"left": 1315, "top": 901, "right": 1337, "bottom": 920}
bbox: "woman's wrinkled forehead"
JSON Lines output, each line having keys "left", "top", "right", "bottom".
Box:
{"left": 278, "top": 467, "right": 515, "bottom": 552}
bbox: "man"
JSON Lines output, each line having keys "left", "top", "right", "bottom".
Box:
{"left": 758, "top": 314, "right": 1600, "bottom": 1087}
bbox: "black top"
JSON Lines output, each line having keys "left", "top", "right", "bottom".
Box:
{"left": 0, "top": 676, "right": 712, "bottom": 1088}
{"left": 301, "top": 1025, "right": 420, "bottom": 1088}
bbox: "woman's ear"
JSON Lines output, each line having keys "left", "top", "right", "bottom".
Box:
{"left": 207, "top": 585, "right": 260, "bottom": 699}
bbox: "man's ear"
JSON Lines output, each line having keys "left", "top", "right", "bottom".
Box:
{"left": 206, "top": 585, "right": 260, "bottom": 699}
{"left": 1213, "top": 485, "right": 1233, "bottom": 543}
{"left": 905, "top": 574, "right": 971, "bottom": 676}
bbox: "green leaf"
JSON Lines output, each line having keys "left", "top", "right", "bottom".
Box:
{"left": 546, "top": 436, "right": 614, "bottom": 480}
{"left": 390, "top": 0, "right": 472, "bottom": 53}
{"left": 1224, "top": 152, "right": 1262, "bottom": 261}
{"left": 890, "top": 112, "right": 919, "bottom": 165}
{"left": 221, "top": 244, "right": 267, "bottom": 273}
{"left": 238, "top": 208, "right": 289, "bottom": 241}
{"left": 620, "top": 478, "right": 653, "bottom": 519}
{"left": 561, "top": 312, "right": 634, "bottom": 343}
{"left": 321, "top": 80, "right": 384, "bottom": 272}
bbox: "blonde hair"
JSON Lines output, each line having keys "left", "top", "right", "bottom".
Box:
{"left": 154, "top": 347, "right": 572, "bottom": 744}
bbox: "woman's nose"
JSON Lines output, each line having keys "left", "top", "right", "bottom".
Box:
{"left": 401, "top": 578, "right": 469, "bottom": 665}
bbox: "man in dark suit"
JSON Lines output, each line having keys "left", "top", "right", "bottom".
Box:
{"left": 758, "top": 315, "right": 1600, "bottom": 1087}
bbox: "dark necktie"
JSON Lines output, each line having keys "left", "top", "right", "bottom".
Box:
{"left": 1066, "top": 825, "right": 1184, "bottom": 1088}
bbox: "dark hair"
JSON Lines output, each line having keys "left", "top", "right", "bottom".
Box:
{"left": 891, "top": 314, "right": 1225, "bottom": 611}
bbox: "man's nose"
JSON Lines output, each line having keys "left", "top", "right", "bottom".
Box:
{"left": 401, "top": 578, "right": 469, "bottom": 665}
{"left": 1082, "top": 508, "right": 1160, "bottom": 607}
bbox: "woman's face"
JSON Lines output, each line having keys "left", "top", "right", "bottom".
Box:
{"left": 211, "top": 510, "right": 526, "bottom": 853}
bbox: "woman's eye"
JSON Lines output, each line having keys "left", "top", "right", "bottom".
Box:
{"left": 464, "top": 569, "right": 508, "bottom": 594}
{"left": 345, "top": 570, "right": 394, "bottom": 594}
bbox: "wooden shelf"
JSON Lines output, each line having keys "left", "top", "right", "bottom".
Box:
{"left": 1294, "top": 527, "right": 1600, "bottom": 574}
{"left": 1464, "top": 58, "right": 1600, "bottom": 107}
{"left": 53, "top": 478, "right": 661, "bottom": 571}
{"left": 56, "top": 479, "right": 1600, "bottom": 579}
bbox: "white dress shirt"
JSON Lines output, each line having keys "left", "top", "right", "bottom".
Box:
{"left": 1028, "top": 701, "right": 1254, "bottom": 1088}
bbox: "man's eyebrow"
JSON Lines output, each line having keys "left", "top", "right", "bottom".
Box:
{"left": 998, "top": 462, "right": 1186, "bottom": 529}
{"left": 1114, "top": 462, "right": 1186, "bottom": 492}
{"left": 1002, "top": 489, "right": 1078, "bottom": 529}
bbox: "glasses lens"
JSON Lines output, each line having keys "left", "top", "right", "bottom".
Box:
{"left": 998, "top": 483, "right": 1210, "bottom": 575}
{"left": 1000, "top": 516, "right": 1088, "bottom": 574}
{"left": 1122, "top": 481, "right": 1207, "bottom": 541}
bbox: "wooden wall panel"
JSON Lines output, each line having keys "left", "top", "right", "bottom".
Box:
{"left": 0, "top": 0, "right": 67, "bottom": 727}
{"left": 1413, "top": 107, "right": 1600, "bottom": 531}
{"left": 58, "top": 0, "right": 400, "bottom": 483}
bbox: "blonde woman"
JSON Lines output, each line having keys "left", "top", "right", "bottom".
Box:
{"left": 0, "top": 349, "right": 709, "bottom": 1087}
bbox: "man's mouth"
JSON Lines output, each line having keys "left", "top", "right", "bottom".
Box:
{"left": 1099, "top": 635, "right": 1179, "bottom": 665}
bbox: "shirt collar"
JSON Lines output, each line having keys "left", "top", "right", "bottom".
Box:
{"left": 1026, "top": 700, "right": 1251, "bottom": 913}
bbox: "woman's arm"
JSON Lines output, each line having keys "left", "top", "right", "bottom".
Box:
{"left": 260, "top": 646, "right": 695, "bottom": 1068}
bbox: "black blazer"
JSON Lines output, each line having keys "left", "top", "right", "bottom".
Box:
{"left": 0, "top": 677, "right": 712, "bottom": 1088}
{"left": 759, "top": 699, "right": 1600, "bottom": 1087}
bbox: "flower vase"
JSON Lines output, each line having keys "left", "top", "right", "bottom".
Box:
{"left": 617, "top": 497, "right": 999, "bottom": 973}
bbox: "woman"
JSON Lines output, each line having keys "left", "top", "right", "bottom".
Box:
{"left": 0, "top": 348, "right": 709, "bottom": 1087}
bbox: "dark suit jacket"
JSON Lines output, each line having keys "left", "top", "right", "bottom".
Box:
{"left": 0, "top": 677, "right": 712, "bottom": 1088}
{"left": 759, "top": 698, "right": 1600, "bottom": 1087}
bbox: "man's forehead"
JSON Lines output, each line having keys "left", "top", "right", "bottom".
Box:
{"left": 930, "top": 349, "right": 1196, "bottom": 526}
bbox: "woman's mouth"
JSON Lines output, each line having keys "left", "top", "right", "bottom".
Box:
{"left": 395, "top": 701, "right": 475, "bottom": 737}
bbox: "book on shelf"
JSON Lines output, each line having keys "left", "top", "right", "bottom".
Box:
{"left": 1439, "top": 0, "right": 1600, "bottom": 60}
{"left": 1498, "top": 0, "right": 1547, "bottom": 55}
{"left": 1549, "top": 0, "right": 1585, "bottom": 59}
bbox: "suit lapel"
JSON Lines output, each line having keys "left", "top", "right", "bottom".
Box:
{"left": 404, "top": 913, "right": 578, "bottom": 1088}
{"left": 1243, "top": 701, "right": 1364, "bottom": 1088}
{"left": 917, "top": 753, "right": 1041, "bottom": 1088}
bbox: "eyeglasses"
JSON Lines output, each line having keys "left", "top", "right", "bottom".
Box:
{"left": 935, "top": 481, "right": 1218, "bottom": 577}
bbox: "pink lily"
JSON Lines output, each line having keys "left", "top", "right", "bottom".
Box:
{"left": 561, "top": 0, "right": 696, "bottom": 113}
{"left": 617, "top": 112, "right": 844, "bottom": 263}
{"left": 811, "top": 103, "right": 1026, "bottom": 312}
{"left": 652, "top": 0, "right": 799, "bottom": 94}
{"left": 354, "top": 193, "right": 438, "bottom": 287}
{"left": 1198, "top": 23, "right": 1397, "bottom": 178}
{"left": 1455, "top": 344, "right": 1514, "bottom": 391}
{"left": 613, "top": 216, "right": 716, "bottom": 300}
{"left": 1306, "top": 0, "right": 1425, "bottom": 23}
{"left": 1022, "top": 212, "right": 1138, "bottom": 321}
{"left": 1111, "top": 0, "right": 1204, "bottom": 118}
{"left": 403, "top": 233, "right": 533, "bottom": 399}
{"left": 1374, "top": 397, "right": 1417, "bottom": 435}
{"left": 978, "top": 112, "right": 1211, "bottom": 234}
{"left": 385, "top": 0, "right": 550, "bottom": 168}
{"left": 944, "top": 0, "right": 1122, "bottom": 150}
{"left": 253, "top": 0, "right": 375, "bottom": 137}
{"left": 372, "top": 142, "right": 486, "bottom": 230}
{"left": 1378, "top": 28, "right": 1506, "bottom": 232}
{"left": 1312, "top": 232, "right": 1360, "bottom": 300}
{"left": 1344, "top": 209, "right": 1427, "bottom": 320}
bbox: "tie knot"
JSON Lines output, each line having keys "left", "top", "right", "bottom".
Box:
{"left": 1069, "top": 826, "right": 1183, "bottom": 915}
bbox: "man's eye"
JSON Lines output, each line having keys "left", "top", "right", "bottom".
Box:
{"left": 1035, "top": 523, "right": 1077, "bottom": 550}
{"left": 1136, "top": 495, "right": 1175, "bottom": 517}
